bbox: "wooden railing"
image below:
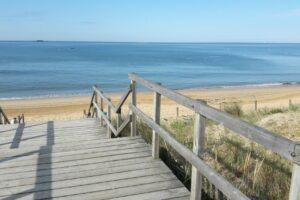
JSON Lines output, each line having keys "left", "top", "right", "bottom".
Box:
{"left": 0, "top": 106, "right": 25, "bottom": 125}
{"left": 85, "top": 84, "right": 134, "bottom": 138}
{"left": 17, "top": 114, "right": 25, "bottom": 124}
{"left": 0, "top": 106, "right": 10, "bottom": 125}
{"left": 87, "top": 73, "right": 300, "bottom": 200}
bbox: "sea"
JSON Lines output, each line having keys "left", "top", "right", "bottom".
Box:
{"left": 0, "top": 42, "right": 300, "bottom": 99}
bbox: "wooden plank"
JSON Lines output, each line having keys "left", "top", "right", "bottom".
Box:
{"left": 46, "top": 179, "right": 182, "bottom": 200}
{"left": 130, "top": 104, "right": 249, "bottom": 200}
{"left": 289, "top": 164, "right": 300, "bottom": 200}
{"left": 0, "top": 125, "right": 103, "bottom": 135}
{"left": 0, "top": 136, "right": 108, "bottom": 150}
{"left": 0, "top": 129, "right": 105, "bottom": 141}
{"left": 191, "top": 101, "right": 206, "bottom": 200}
{"left": 0, "top": 159, "right": 165, "bottom": 189}
{"left": 110, "top": 187, "right": 189, "bottom": 200}
{"left": 0, "top": 136, "right": 143, "bottom": 157}
{"left": 152, "top": 84, "right": 161, "bottom": 159}
{"left": 128, "top": 73, "right": 299, "bottom": 164}
{"left": 0, "top": 145, "right": 150, "bottom": 170}
{"left": 130, "top": 80, "right": 137, "bottom": 136}
{"left": 0, "top": 151, "right": 152, "bottom": 175}
{"left": 169, "top": 196, "right": 190, "bottom": 200}
{"left": 0, "top": 118, "right": 99, "bottom": 129}
{"left": 0, "top": 156, "right": 155, "bottom": 182}
{"left": 2, "top": 174, "right": 179, "bottom": 199}
{"left": 0, "top": 167, "right": 172, "bottom": 197}
{"left": 0, "top": 143, "right": 149, "bottom": 168}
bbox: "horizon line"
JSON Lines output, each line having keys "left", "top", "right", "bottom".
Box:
{"left": 0, "top": 40, "right": 300, "bottom": 44}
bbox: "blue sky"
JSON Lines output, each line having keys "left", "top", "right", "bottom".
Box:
{"left": 0, "top": 0, "right": 300, "bottom": 42}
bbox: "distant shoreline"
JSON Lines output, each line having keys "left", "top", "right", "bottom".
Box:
{"left": 1, "top": 84, "right": 300, "bottom": 123}
{"left": 1, "top": 82, "right": 300, "bottom": 101}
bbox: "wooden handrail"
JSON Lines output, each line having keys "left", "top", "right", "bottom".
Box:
{"left": 128, "top": 72, "right": 300, "bottom": 200}
{"left": 86, "top": 73, "right": 299, "bottom": 199}
{"left": 128, "top": 72, "right": 299, "bottom": 164}
{"left": 130, "top": 103, "right": 249, "bottom": 200}
{"left": 0, "top": 106, "right": 10, "bottom": 125}
{"left": 18, "top": 114, "right": 25, "bottom": 124}
{"left": 86, "top": 84, "right": 133, "bottom": 137}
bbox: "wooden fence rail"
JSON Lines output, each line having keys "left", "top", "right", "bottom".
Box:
{"left": 0, "top": 107, "right": 25, "bottom": 125}
{"left": 85, "top": 84, "right": 133, "bottom": 138}
{"left": 0, "top": 106, "right": 10, "bottom": 125}
{"left": 86, "top": 73, "right": 300, "bottom": 200}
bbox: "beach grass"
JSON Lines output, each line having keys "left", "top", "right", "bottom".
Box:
{"left": 129, "top": 103, "right": 300, "bottom": 200}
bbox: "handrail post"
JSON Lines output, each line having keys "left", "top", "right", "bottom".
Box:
{"left": 107, "top": 98, "right": 112, "bottom": 138}
{"left": 100, "top": 97, "right": 104, "bottom": 126}
{"left": 289, "top": 163, "right": 300, "bottom": 200}
{"left": 94, "top": 91, "right": 98, "bottom": 118}
{"left": 0, "top": 109, "right": 3, "bottom": 124}
{"left": 191, "top": 100, "right": 207, "bottom": 200}
{"left": 130, "top": 80, "right": 137, "bottom": 136}
{"left": 152, "top": 83, "right": 161, "bottom": 159}
{"left": 117, "top": 110, "right": 122, "bottom": 129}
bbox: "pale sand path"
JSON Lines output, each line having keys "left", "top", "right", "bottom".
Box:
{"left": 1, "top": 85, "right": 300, "bottom": 123}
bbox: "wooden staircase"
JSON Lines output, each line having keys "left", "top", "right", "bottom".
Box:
{"left": 0, "top": 118, "right": 190, "bottom": 200}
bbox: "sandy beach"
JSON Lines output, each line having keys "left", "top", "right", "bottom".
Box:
{"left": 1, "top": 85, "right": 300, "bottom": 123}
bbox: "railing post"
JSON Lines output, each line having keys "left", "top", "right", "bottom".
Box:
{"left": 289, "top": 163, "right": 300, "bottom": 200}
{"left": 94, "top": 92, "right": 98, "bottom": 118}
{"left": 152, "top": 83, "right": 161, "bottom": 159}
{"left": 107, "top": 98, "right": 112, "bottom": 138}
{"left": 130, "top": 80, "right": 137, "bottom": 136}
{"left": 254, "top": 100, "right": 258, "bottom": 111}
{"left": 117, "top": 110, "right": 122, "bottom": 129}
{"left": 0, "top": 109, "right": 3, "bottom": 124}
{"left": 100, "top": 97, "right": 104, "bottom": 126}
{"left": 191, "top": 100, "right": 207, "bottom": 200}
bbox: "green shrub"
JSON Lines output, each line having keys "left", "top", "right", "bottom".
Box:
{"left": 258, "top": 107, "right": 284, "bottom": 116}
{"left": 289, "top": 103, "right": 300, "bottom": 112}
{"left": 223, "top": 102, "right": 244, "bottom": 117}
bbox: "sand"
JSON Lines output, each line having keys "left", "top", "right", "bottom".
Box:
{"left": 1, "top": 85, "right": 300, "bottom": 123}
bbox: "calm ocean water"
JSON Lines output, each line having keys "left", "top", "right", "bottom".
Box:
{"left": 0, "top": 42, "right": 300, "bottom": 99}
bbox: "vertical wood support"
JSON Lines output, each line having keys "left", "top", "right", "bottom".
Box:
{"left": 191, "top": 100, "right": 207, "bottom": 200}
{"left": 176, "top": 107, "right": 179, "bottom": 118}
{"left": 289, "top": 99, "right": 292, "bottom": 107}
{"left": 94, "top": 92, "right": 98, "bottom": 118}
{"left": 289, "top": 164, "right": 300, "bottom": 200}
{"left": 117, "top": 110, "right": 122, "bottom": 129}
{"left": 107, "top": 98, "right": 112, "bottom": 138}
{"left": 100, "top": 97, "right": 104, "bottom": 126}
{"left": 152, "top": 83, "right": 161, "bottom": 159}
{"left": 254, "top": 100, "right": 258, "bottom": 111}
{"left": 130, "top": 80, "right": 137, "bottom": 136}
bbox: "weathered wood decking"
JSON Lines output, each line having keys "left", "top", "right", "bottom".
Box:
{"left": 0, "top": 119, "right": 190, "bottom": 200}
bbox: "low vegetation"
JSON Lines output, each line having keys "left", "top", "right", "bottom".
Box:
{"left": 130, "top": 102, "right": 300, "bottom": 200}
